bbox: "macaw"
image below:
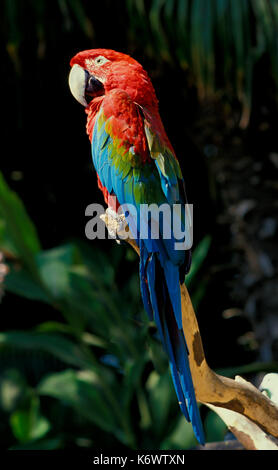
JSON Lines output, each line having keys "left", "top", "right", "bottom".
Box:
{"left": 68, "top": 49, "right": 205, "bottom": 444}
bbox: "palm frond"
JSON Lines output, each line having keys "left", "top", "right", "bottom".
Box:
{"left": 126, "top": 0, "right": 278, "bottom": 126}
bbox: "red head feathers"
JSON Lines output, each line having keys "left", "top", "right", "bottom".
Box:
{"left": 69, "top": 49, "right": 158, "bottom": 110}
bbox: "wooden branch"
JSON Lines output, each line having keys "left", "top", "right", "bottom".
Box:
{"left": 195, "top": 440, "right": 245, "bottom": 450}
{"left": 206, "top": 403, "right": 278, "bottom": 450}
{"left": 100, "top": 210, "right": 278, "bottom": 445}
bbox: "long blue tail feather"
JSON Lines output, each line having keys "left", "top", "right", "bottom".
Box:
{"left": 139, "top": 239, "right": 205, "bottom": 445}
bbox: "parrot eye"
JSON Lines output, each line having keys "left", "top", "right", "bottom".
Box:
{"left": 94, "top": 56, "right": 109, "bottom": 66}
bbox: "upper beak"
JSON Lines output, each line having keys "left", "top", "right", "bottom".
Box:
{"left": 68, "top": 64, "right": 104, "bottom": 106}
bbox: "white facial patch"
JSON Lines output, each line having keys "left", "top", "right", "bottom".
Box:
{"left": 85, "top": 56, "right": 109, "bottom": 69}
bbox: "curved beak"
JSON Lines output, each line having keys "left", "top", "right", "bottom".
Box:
{"left": 69, "top": 64, "right": 104, "bottom": 106}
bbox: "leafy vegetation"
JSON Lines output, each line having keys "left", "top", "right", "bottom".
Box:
{"left": 126, "top": 0, "right": 278, "bottom": 126}
{"left": 3, "top": 0, "right": 278, "bottom": 126}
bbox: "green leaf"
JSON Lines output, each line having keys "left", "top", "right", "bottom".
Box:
{"left": 0, "top": 172, "right": 41, "bottom": 254}
{"left": 4, "top": 265, "right": 50, "bottom": 303}
{"left": 36, "top": 244, "right": 80, "bottom": 300}
{"left": 0, "top": 331, "right": 96, "bottom": 370}
{"left": 176, "top": 0, "right": 190, "bottom": 64}
{"left": 10, "top": 397, "right": 50, "bottom": 443}
{"left": 35, "top": 243, "right": 114, "bottom": 321}
{"left": 0, "top": 218, "right": 17, "bottom": 257}
{"left": 38, "top": 370, "right": 118, "bottom": 435}
{"left": 146, "top": 330, "right": 169, "bottom": 375}
{"left": 191, "top": 278, "right": 209, "bottom": 309}
{"left": 0, "top": 369, "right": 28, "bottom": 412}
{"left": 146, "top": 370, "right": 175, "bottom": 437}
{"left": 74, "top": 240, "right": 115, "bottom": 287}
{"left": 35, "top": 323, "right": 106, "bottom": 348}
{"left": 185, "top": 235, "right": 211, "bottom": 287}
{"left": 122, "top": 358, "right": 146, "bottom": 409}
{"left": 10, "top": 436, "right": 62, "bottom": 450}
{"left": 32, "top": 241, "right": 137, "bottom": 356}
{"left": 190, "top": 0, "right": 205, "bottom": 97}
{"left": 5, "top": 0, "right": 22, "bottom": 53}
{"left": 149, "top": 0, "right": 171, "bottom": 61}
{"left": 0, "top": 171, "right": 41, "bottom": 278}
{"left": 67, "top": 0, "right": 94, "bottom": 38}
{"left": 160, "top": 414, "right": 198, "bottom": 450}
{"left": 204, "top": 409, "right": 227, "bottom": 443}
{"left": 35, "top": 321, "right": 75, "bottom": 334}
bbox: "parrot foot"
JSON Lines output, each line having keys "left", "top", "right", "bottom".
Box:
{"left": 100, "top": 207, "right": 140, "bottom": 254}
{"left": 100, "top": 207, "right": 129, "bottom": 239}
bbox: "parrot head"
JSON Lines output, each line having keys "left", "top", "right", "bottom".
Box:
{"left": 69, "top": 48, "right": 158, "bottom": 109}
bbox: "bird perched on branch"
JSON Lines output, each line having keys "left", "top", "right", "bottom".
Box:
{"left": 69, "top": 48, "right": 205, "bottom": 444}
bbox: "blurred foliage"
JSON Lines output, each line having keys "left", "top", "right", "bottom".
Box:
{"left": 0, "top": 170, "right": 214, "bottom": 449}
{"left": 126, "top": 0, "right": 278, "bottom": 127}
{"left": 3, "top": 0, "right": 278, "bottom": 127}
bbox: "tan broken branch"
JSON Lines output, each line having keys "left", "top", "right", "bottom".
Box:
{"left": 206, "top": 402, "right": 278, "bottom": 450}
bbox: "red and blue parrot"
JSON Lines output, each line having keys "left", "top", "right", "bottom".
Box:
{"left": 69, "top": 49, "right": 205, "bottom": 444}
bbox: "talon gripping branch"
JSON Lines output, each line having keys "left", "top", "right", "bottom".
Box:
{"left": 69, "top": 49, "right": 205, "bottom": 444}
